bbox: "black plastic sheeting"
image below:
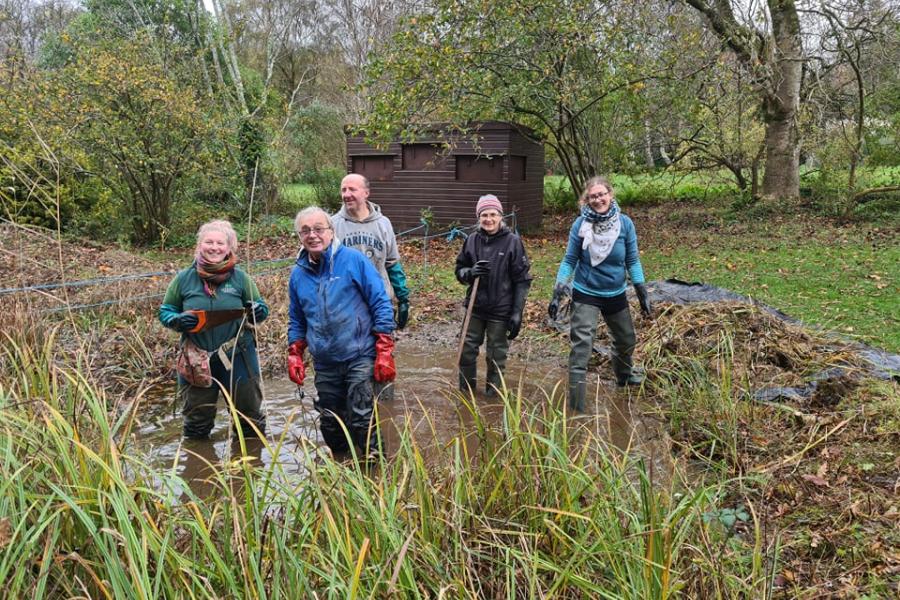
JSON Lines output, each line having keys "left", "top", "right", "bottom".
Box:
{"left": 550, "top": 279, "right": 899, "bottom": 402}
{"left": 647, "top": 278, "right": 796, "bottom": 322}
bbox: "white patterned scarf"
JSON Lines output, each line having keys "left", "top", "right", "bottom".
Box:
{"left": 578, "top": 201, "right": 621, "bottom": 266}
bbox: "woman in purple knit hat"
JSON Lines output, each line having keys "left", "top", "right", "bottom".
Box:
{"left": 454, "top": 194, "right": 532, "bottom": 397}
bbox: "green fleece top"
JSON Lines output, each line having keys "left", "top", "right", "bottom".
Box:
{"left": 158, "top": 265, "right": 267, "bottom": 352}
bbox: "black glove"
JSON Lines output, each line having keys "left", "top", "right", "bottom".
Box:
{"left": 396, "top": 299, "right": 410, "bottom": 330}
{"left": 634, "top": 283, "right": 652, "bottom": 316}
{"left": 244, "top": 301, "right": 267, "bottom": 323}
{"left": 547, "top": 283, "right": 570, "bottom": 321}
{"left": 172, "top": 312, "right": 199, "bottom": 332}
{"left": 472, "top": 259, "right": 490, "bottom": 278}
{"left": 456, "top": 260, "right": 491, "bottom": 284}
{"left": 507, "top": 281, "right": 530, "bottom": 340}
{"left": 507, "top": 313, "right": 522, "bottom": 340}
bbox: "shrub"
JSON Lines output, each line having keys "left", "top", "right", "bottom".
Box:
{"left": 303, "top": 167, "right": 345, "bottom": 213}
{"left": 543, "top": 176, "right": 576, "bottom": 213}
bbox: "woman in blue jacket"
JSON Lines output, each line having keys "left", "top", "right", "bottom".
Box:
{"left": 548, "top": 177, "right": 652, "bottom": 412}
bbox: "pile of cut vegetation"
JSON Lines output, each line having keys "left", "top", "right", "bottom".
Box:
{"left": 639, "top": 302, "right": 874, "bottom": 402}
{"left": 636, "top": 300, "right": 898, "bottom": 596}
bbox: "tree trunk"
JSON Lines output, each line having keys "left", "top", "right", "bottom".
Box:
{"left": 760, "top": 0, "right": 802, "bottom": 199}
{"left": 643, "top": 120, "right": 655, "bottom": 168}
{"left": 761, "top": 99, "right": 800, "bottom": 198}
{"left": 684, "top": 0, "right": 803, "bottom": 200}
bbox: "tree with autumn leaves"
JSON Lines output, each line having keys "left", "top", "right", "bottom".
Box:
{"left": 361, "top": 0, "right": 708, "bottom": 194}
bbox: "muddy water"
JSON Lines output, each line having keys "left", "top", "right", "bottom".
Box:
{"left": 134, "top": 334, "right": 671, "bottom": 495}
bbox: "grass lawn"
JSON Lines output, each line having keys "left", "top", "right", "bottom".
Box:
{"left": 401, "top": 201, "right": 899, "bottom": 353}
{"left": 637, "top": 205, "right": 899, "bottom": 353}
{"left": 280, "top": 182, "right": 317, "bottom": 208}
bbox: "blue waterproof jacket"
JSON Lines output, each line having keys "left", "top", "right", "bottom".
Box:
{"left": 288, "top": 239, "right": 395, "bottom": 368}
{"left": 556, "top": 214, "right": 645, "bottom": 297}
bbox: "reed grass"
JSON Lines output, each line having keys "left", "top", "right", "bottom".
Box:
{"left": 0, "top": 330, "right": 773, "bottom": 598}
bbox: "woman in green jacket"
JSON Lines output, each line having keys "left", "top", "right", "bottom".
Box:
{"left": 158, "top": 219, "right": 269, "bottom": 439}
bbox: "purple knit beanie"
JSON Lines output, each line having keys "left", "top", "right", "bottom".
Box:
{"left": 475, "top": 194, "right": 503, "bottom": 217}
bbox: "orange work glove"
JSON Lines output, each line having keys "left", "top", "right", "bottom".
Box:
{"left": 373, "top": 333, "right": 396, "bottom": 383}
{"left": 288, "top": 340, "right": 307, "bottom": 385}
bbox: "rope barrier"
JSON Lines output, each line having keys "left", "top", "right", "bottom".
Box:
{"left": 12, "top": 208, "right": 519, "bottom": 313}
{"left": 0, "top": 257, "right": 295, "bottom": 296}
{"left": 41, "top": 292, "right": 167, "bottom": 314}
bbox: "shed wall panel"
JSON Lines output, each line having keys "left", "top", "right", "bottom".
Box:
{"left": 346, "top": 122, "right": 543, "bottom": 232}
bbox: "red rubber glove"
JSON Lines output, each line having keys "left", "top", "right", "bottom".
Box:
{"left": 373, "top": 333, "right": 396, "bottom": 383}
{"left": 288, "top": 340, "right": 307, "bottom": 385}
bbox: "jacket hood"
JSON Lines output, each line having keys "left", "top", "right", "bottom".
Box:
{"left": 296, "top": 237, "right": 342, "bottom": 270}
{"left": 336, "top": 201, "right": 382, "bottom": 224}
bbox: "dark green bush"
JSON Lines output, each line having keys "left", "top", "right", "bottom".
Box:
{"left": 543, "top": 176, "right": 576, "bottom": 213}
{"left": 303, "top": 168, "right": 345, "bottom": 213}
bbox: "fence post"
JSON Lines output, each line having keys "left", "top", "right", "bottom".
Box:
{"left": 423, "top": 220, "right": 429, "bottom": 274}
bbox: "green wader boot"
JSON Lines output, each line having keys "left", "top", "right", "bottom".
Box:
{"left": 603, "top": 307, "right": 641, "bottom": 386}
{"left": 567, "top": 302, "right": 601, "bottom": 412}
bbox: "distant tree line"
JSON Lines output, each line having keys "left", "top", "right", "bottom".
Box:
{"left": 1, "top": 0, "right": 897, "bottom": 244}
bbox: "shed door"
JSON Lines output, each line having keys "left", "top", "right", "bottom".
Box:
{"left": 456, "top": 155, "right": 504, "bottom": 182}
{"left": 352, "top": 156, "right": 395, "bottom": 181}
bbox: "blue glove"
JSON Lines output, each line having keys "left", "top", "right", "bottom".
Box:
{"left": 172, "top": 312, "right": 199, "bottom": 332}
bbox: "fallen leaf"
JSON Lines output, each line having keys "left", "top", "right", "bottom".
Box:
{"left": 0, "top": 518, "right": 9, "bottom": 549}
{"left": 802, "top": 474, "right": 829, "bottom": 488}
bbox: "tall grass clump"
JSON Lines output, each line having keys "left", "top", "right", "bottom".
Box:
{"left": 1, "top": 330, "right": 770, "bottom": 597}
{"left": 645, "top": 331, "right": 746, "bottom": 474}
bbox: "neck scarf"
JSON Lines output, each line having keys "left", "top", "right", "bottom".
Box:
{"left": 194, "top": 251, "right": 236, "bottom": 297}
{"left": 578, "top": 201, "right": 621, "bottom": 266}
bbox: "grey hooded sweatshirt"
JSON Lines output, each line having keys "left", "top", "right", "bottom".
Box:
{"left": 332, "top": 201, "right": 402, "bottom": 301}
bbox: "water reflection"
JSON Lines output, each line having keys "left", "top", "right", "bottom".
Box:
{"left": 135, "top": 337, "right": 671, "bottom": 494}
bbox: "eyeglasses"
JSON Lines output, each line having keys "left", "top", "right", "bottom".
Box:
{"left": 587, "top": 191, "right": 611, "bottom": 201}
{"left": 298, "top": 226, "right": 331, "bottom": 238}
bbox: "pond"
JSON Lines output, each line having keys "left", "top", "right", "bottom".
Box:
{"left": 133, "top": 332, "right": 671, "bottom": 496}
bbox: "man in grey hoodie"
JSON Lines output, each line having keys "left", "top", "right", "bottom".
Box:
{"left": 333, "top": 173, "right": 410, "bottom": 400}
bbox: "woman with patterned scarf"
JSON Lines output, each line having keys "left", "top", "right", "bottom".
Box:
{"left": 158, "top": 219, "right": 269, "bottom": 439}
{"left": 547, "top": 176, "right": 653, "bottom": 413}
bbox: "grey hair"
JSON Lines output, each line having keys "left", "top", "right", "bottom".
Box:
{"left": 294, "top": 206, "right": 333, "bottom": 233}
{"left": 196, "top": 219, "right": 238, "bottom": 253}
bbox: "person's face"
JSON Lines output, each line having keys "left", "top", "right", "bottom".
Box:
{"left": 479, "top": 209, "right": 502, "bottom": 234}
{"left": 586, "top": 184, "right": 613, "bottom": 213}
{"left": 198, "top": 230, "right": 230, "bottom": 263}
{"left": 297, "top": 213, "right": 334, "bottom": 257}
{"left": 340, "top": 175, "right": 369, "bottom": 214}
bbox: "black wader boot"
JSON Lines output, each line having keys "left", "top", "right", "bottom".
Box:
{"left": 484, "top": 319, "right": 510, "bottom": 396}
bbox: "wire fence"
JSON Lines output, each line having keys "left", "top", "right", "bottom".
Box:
{"left": 5, "top": 209, "right": 518, "bottom": 314}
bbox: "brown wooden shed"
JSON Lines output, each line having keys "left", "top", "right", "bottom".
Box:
{"left": 345, "top": 121, "right": 544, "bottom": 233}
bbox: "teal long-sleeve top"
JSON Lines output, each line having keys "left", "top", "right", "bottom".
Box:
{"left": 555, "top": 214, "right": 645, "bottom": 297}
